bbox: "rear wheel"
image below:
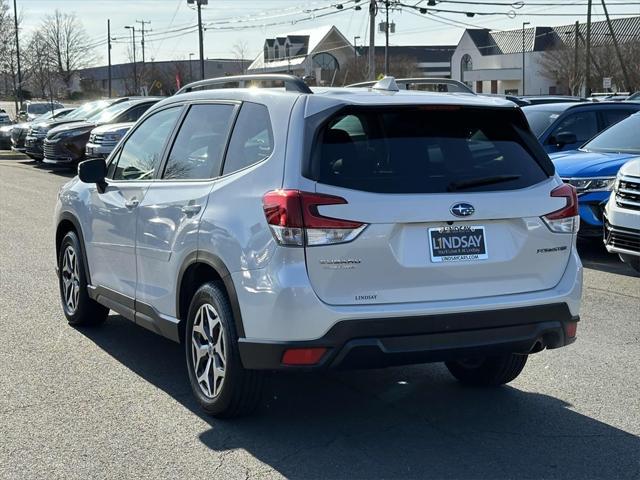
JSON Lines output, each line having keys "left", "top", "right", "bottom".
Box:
{"left": 58, "top": 231, "right": 109, "bottom": 326}
{"left": 445, "top": 353, "right": 528, "bottom": 386}
{"left": 619, "top": 253, "right": 640, "bottom": 273}
{"left": 185, "top": 282, "right": 264, "bottom": 418}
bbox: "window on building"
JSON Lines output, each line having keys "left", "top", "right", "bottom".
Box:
{"left": 313, "top": 52, "right": 339, "bottom": 71}
{"left": 460, "top": 54, "right": 473, "bottom": 86}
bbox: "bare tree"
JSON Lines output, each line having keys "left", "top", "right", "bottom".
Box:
{"left": 24, "top": 32, "right": 56, "bottom": 98}
{"left": 538, "top": 47, "right": 583, "bottom": 95}
{"left": 232, "top": 40, "right": 250, "bottom": 75}
{"left": 39, "top": 10, "right": 97, "bottom": 95}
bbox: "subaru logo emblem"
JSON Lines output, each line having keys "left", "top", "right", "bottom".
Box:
{"left": 450, "top": 202, "right": 475, "bottom": 217}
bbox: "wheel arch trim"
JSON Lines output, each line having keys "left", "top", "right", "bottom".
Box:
{"left": 176, "top": 251, "right": 246, "bottom": 339}
{"left": 56, "top": 211, "right": 92, "bottom": 285}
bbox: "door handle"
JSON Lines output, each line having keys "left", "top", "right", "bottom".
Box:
{"left": 124, "top": 198, "right": 139, "bottom": 209}
{"left": 181, "top": 204, "right": 201, "bottom": 216}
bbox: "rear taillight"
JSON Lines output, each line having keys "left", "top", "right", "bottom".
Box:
{"left": 262, "top": 190, "right": 367, "bottom": 246}
{"left": 542, "top": 184, "right": 579, "bottom": 234}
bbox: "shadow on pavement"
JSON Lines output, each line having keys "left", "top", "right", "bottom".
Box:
{"left": 80, "top": 315, "right": 640, "bottom": 479}
{"left": 577, "top": 238, "right": 640, "bottom": 277}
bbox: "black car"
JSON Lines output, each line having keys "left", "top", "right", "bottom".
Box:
{"left": 43, "top": 98, "right": 162, "bottom": 166}
{"left": 10, "top": 108, "right": 75, "bottom": 153}
{"left": 24, "top": 99, "right": 127, "bottom": 160}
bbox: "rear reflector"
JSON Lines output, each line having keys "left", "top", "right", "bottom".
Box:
{"left": 282, "top": 347, "right": 328, "bottom": 366}
{"left": 542, "top": 184, "right": 579, "bottom": 233}
{"left": 566, "top": 322, "right": 578, "bottom": 338}
{"left": 263, "top": 190, "right": 367, "bottom": 246}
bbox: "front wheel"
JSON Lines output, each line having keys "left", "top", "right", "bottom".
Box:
{"left": 185, "top": 282, "right": 264, "bottom": 418}
{"left": 445, "top": 353, "right": 528, "bottom": 386}
{"left": 58, "top": 231, "right": 109, "bottom": 326}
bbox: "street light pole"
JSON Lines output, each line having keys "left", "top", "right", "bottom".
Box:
{"left": 187, "top": 0, "right": 207, "bottom": 80}
{"left": 368, "top": 0, "right": 376, "bottom": 81}
{"left": 384, "top": 0, "right": 390, "bottom": 76}
{"left": 353, "top": 36, "right": 360, "bottom": 61}
{"left": 522, "top": 22, "right": 530, "bottom": 96}
{"left": 13, "top": 0, "right": 22, "bottom": 111}
{"left": 125, "top": 26, "right": 138, "bottom": 94}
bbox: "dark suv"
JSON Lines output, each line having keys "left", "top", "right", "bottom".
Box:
{"left": 522, "top": 102, "right": 640, "bottom": 153}
{"left": 43, "top": 98, "right": 161, "bottom": 166}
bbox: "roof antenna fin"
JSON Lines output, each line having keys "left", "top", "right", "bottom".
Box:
{"left": 371, "top": 76, "right": 399, "bottom": 92}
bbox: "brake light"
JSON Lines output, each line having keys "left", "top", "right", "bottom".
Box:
{"left": 542, "top": 184, "right": 579, "bottom": 233}
{"left": 262, "top": 190, "right": 367, "bottom": 246}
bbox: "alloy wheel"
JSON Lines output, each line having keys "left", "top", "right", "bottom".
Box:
{"left": 191, "top": 303, "right": 226, "bottom": 399}
{"left": 61, "top": 246, "right": 80, "bottom": 314}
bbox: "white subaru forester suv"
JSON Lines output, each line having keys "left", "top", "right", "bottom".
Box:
{"left": 54, "top": 75, "right": 583, "bottom": 417}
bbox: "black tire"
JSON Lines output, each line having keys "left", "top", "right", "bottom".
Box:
{"left": 445, "top": 353, "right": 528, "bottom": 386}
{"left": 185, "top": 282, "right": 264, "bottom": 418}
{"left": 58, "top": 230, "right": 109, "bottom": 326}
{"left": 619, "top": 254, "right": 640, "bottom": 274}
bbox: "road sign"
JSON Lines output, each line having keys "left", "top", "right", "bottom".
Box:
{"left": 603, "top": 77, "right": 612, "bottom": 89}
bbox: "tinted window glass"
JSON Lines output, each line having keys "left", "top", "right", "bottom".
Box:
{"left": 109, "top": 107, "right": 181, "bottom": 181}
{"left": 583, "top": 114, "right": 640, "bottom": 154}
{"left": 601, "top": 109, "right": 636, "bottom": 128}
{"left": 549, "top": 111, "right": 598, "bottom": 144}
{"left": 163, "top": 104, "right": 235, "bottom": 180}
{"left": 222, "top": 103, "right": 273, "bottom": 175}
{"left": 310, "top": 107, "right": 549, "bottom": 194}
{"left": 523, "top": 110, "right": 561, "bottom": 136}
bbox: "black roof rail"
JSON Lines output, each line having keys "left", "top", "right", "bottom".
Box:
{"left": 346, "top": 77, "right": 475, "bottom": 95}
{"left": 176, "top": 74, "right": 313, "bottom": 95}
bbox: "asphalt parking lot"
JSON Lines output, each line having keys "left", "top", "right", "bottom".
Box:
{"left": 1, "top": 152, "right": 638, "bottom": 479}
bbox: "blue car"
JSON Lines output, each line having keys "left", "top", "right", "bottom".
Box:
{"left": 523, "top": 102, "right": 640, "bottom": 154}
{"left": 550, "top": 112, "right": 640, "bottom": 237}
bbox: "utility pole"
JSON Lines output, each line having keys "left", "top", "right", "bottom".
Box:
{"left": 125, "top": 26, "right": 138, "bottom": 94}
{"left": 107, "top": 19, "right": 112, "bottom": 98}
{"left": 368, "top": 0, "right": 376, "bottom": 80}
{"left": 136, "top": 20, "right": 151, "bottom": 63}
{"left": 384, "top": 1, "right": 390, "bottom": 76}
{"left": 197, "top": 2, "right": 205, "bottom": 79}
{"left": 600, "top": 0, "right": 631, "bottom": 91}
{"left": 189, "top": 53, "right": 195, "bottom": 83}
{"left": 522, "top": 22, "right": 530, "bottom": 96}
{"left": 13, "top": 0, "right": 22, "bottom": 111}
{"left": 585, "top": 0, "right": 592, "bottom": 96}
{"left": 574, "top": 21, "right": 579, "bottom": 96}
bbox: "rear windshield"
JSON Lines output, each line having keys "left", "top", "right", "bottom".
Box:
{"left": 522, "top": 109, "right": 561, "bottom": 136}
{"left": 309, "top": 106, "right": 550, "bottom": 194}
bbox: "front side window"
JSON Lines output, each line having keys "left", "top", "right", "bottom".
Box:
{"left": 108, "top": 107, "right": 181, "bottom": 181}
{"left": 163, "top": 104, "right": 236, "bottom": 180}
{"left": 309, "top": 106, "right": 550, "bottom": 194}
{"left": 549, "top": 111, "right": 598, "bottom": 144}
{"left": 222, "top": 103, "right": 274, "bottom": 175}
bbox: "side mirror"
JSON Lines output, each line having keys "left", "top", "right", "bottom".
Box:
{"left": 78, "top": 158, "right": 107, "bottom": 191}
{"left": 554, "top": 131, "right": 577, "bottom": 147}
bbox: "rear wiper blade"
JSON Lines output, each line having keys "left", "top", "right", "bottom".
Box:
{"left": 447, "top": 174, "right": 521, "bottom": 192}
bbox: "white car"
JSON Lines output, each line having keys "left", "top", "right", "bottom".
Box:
{"left": 604, "top": 158, "right": 640, "bottom": 272}
{"left": 0, "top": 111, "right": 12, "bottom": 126}
{"left": 54, "top": 75, "right": 583, "bottom": 417}
{"left": 85, "top": 122, "right": 134, "bottom": 159}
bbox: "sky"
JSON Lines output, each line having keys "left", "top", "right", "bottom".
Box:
{"left": 12, "top": 0, "right": 640, "bottom": 66}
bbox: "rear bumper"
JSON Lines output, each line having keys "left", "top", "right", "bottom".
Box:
{"left": 238, "top": 303, "right": 578, "bottom": 370}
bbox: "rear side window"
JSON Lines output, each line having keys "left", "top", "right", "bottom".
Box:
{"left": 600, "top": 109, "right": 636, "bottom": 128}
{"left": 309, "top": 107, "right": 550, "bottom": 194}
{"left": 222, "top": 102, "right": 273, "bottom": 175}
{"left": 163, "top": 103, "right": 236, "bottom": 180}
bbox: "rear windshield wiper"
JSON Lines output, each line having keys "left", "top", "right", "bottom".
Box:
{"left": 447, "top": 174, "right": 521, "bottom": 192}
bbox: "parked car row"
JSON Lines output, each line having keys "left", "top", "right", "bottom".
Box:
{"left": 0, "top": 97, "right": 161, "bottom": 164}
